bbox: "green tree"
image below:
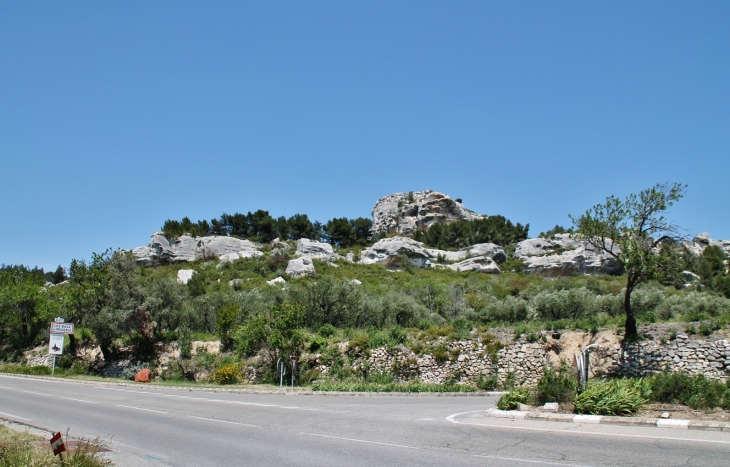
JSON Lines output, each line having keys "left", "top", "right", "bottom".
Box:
{"left": 571, "top": 183, "right": 687, "bottom": 338}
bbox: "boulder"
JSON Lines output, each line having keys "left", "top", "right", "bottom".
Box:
{"left": 132, "top": 232, "right": 261, "bottom": 265}
{"left": 371, "top": 190, "right": 484, "bottom": 236}
{"left": 134, "top": 368, "right": 151, "bottom": 383}
{"left": 465, "top": 243, "right": 507, "bottom": 263}
{"left": 286, "top": 257, "right": 316, "bottom": 277}
{"left": 514, "top": 234, "right": 622, "bottom": 277}
{"left": 176, "top": 269, "right": 196, "bottom": 284}
{"left": 444, "top": 256, "right": 501, "bottom": 274}
{"left": 360, "top": 236, "right": 433, "bottom": 269}
{"left": 217, "top": 249, "right": 264, "bottom": 268}
{"left": 266, "top": 276, "right": 286, "bottom": 286}
{"left": 295, "top": 238, "right": 338, "bottom": 261}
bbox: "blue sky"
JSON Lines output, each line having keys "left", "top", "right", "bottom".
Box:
{"left": 1, "top": 2, "right": 728, "bottom": 271}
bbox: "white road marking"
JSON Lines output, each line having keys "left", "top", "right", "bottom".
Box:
{"left": 418, "top": 418, "right": 436, "bottom": 421}
{"left": 0, "top": 386, "right": 12, "bottom": 390}
{"left": 189, "top": 415, "right": 261, "bottom": 428}
{"left": 0, "top": 411, "right": 32, "bottom": 421}
{"left": 472, "top": 453, "right": 596, "bottom": 467}
{"left": 60, "top": 397, "right": 98, "bottom": 404}
{"left": 301, "top": 432, "right": 419, "bottom": 449}
{"left": 22, "top": 390, "right": 53, "bottom": 396}
{"left": 446, "top": 411, "right": 730, "bottom": 445}
{"left": 117, "top": 405, "right": 168, "bottom": 414}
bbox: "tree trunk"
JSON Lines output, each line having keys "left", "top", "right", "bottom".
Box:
{"left": 623, "top": 280, "right": 638, "bottom": 339}
{"left": 68, "top": 333, "right": 77, "bottom": 357}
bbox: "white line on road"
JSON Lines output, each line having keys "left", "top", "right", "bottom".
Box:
{"left": 301, "top": 432, "right": 419, "bottom": 449}
{"left": 472, "top": 453, "right": 596, "bottom": 467}
{"left": 22, "top": 390, "right": 53, "bottom": 396}
{"left": 189, "top": 415, "right": 261, "bottom": 428}
{"left": 60, "top": 397, "right": 98, "bottom": 404}
{"left": 446, "top": 411, "right": 730, "bottom": 446}
{"left": 0, "top": 411, "right": 31, "bottom": 421}
{"left": 0, "top": 386, "right": 12, "bottom": 390}
{"left": 117, "top": 405, "right": 168, "bottom": 414}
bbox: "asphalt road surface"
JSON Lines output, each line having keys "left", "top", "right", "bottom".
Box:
{"left": 1, "top": 374, "right": 729, "bottom": 467}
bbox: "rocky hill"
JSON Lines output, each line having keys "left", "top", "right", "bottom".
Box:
{"left": 131, "top": 190, "right": 729, "bottom": 279}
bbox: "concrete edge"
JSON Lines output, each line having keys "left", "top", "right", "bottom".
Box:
{"left": 483, "top": 409, "right": 730, "bottom": 432}
{"left": 0, "top": 372, "right": 506, "bottom": 397}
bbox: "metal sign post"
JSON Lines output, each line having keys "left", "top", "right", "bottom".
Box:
{"left": 48, "top": 318, "right": 73, "bottom": 377}
{"left": 290, "top": 356, "right": 298, "bottom": 388}
{"left": 277, "top": 358, "right": 287, "bottom": 389}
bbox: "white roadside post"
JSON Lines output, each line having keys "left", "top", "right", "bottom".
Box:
{"left": 48, "top": 317, "right": 74, "bottom": 376}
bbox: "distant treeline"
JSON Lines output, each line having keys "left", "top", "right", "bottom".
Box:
{"left": 412, "top": 216, "right": 529, "bottom": 249}
{"left": 162, "top": 211, "right": 373, "bottom": 248}
{"left": 163, "top": 211, "right": 530, "bottom": 250}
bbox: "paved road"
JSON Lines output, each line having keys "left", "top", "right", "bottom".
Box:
{"left": 1, "top": 374, "right": 729, "bottom": 467}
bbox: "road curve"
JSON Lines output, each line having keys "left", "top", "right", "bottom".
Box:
{"left": 1, "top": 374, "right": 729, "bottom": 467}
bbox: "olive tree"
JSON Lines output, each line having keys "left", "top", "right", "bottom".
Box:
{"left": 571, "top": 183, "right": 687, "bottom": 338}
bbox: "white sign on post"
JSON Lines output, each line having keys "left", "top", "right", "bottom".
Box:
{"left": 49, "top": 334, "right": 64, "bottom": 355}
{"left": 50, "top": 322, "right": 74, "bottom": 334}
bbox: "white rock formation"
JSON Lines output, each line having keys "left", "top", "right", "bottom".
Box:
{"left": 444, "top": 256, "right": 501, "bottom": 274}
{"left": 295, "top": 238, "right": 338, "bottom": 261}
{"left": 685, "top": 232, "right": 730, "bottom": 257}
{"left": 286, "top": 257, "right": 316, "bottom": 277}
{"left": 217, "top": 249, "right": 264, "bottom": 268}
{"left": 359, "top": 236, "right": 504, "bottom": 272}
{"left": 371, "top": 190, "right": 484, "bottom": 236}
{"left": 514, "top": 234, "right": 622, "bottom": 277}
{"left": 176, "top": 269, "right": 196, "bottom": 284}
{"left": 132, "top": 232, "right": 261, "bottom": 265}
{"left": 360, "top": 236, "right": 433, "bottom": 269}
{"left": 350, "top": 279, "right": 363, "bottom": 285}
{"left": 266, "top": 276, "right": 286, "bottom": 286}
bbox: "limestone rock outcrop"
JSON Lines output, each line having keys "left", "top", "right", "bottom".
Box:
{"left": 685, "top": 232, "right": 730, "bottom": 257}
{"left": 359, "top": 236, "right": 503, "bottom": 273}
{"left": 132, "top": 232, "right": 261, "bottom": 265}
{"left": 176, "top": 269, "right": 196, "bottom": 284}
{"left": 295, "top": 238, "right": 338, "bottom": 262}
{"left": 514, "top": 234, "right": 622, "bottom": 277}
{"left": 360, "top": 236, "right": 433, "bottom": 269}
{"left": 371, "top": 190, "right": 483, "bottom": 236}
{"left": 286, "top": 257, "right": 316, "bottom": 277}
{"left": 444, "top": 256, "right": 501, "bottom": 274}
{"left": 266, "top": 276, "right": 286, "bottom": 286}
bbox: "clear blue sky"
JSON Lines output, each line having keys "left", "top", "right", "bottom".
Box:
{"left": 2, "top": 2, "right": 728, "bottom": 271}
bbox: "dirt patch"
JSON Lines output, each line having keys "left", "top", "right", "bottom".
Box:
{"left": 639, "top": 403, "right": 730, "bottom": 422}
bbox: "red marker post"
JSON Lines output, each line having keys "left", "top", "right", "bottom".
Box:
{"left": 50, "top": 432, "right": 67, "bottom": 460}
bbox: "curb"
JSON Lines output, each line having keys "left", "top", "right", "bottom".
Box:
{"left": 483, "top": 408, "right": 730, "bottom": 432}
{"left": 0, "top": 373, "right": 505, "bottom": 397}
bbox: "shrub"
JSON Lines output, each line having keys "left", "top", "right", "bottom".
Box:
{"left": 483, "top": 296, "right": 529, "bottom": 323}
{"left": 477, "top": 374, "right": 499, "bottom": 391}
{"left": 530, "top": 288, "right": 596, "bottom": 320}
{"left": 346, "top": 335, "right": 370, "bottom": 357}
{"left": 213, "top": 363, "right": 241, "bottom": 385}
{"left": 431, "top": 343, "right": 450, "bottom": 363}
{"left": 574, "top": 379, "right": 650, "bottom": 415}
{"left": 496, "top": 388, "right": 531, "bottom": 410}
{"left": 318, "top": 323, "right": 336, "bottom": 338}
{"left": 537, "top": 364, "right": 577, "bottom": 405}
{"left": 649, "top": 373, "right": 727, "bottom": 410}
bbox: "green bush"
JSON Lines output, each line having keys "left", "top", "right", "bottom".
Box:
{"left": 530, "top": 288, "right": 596, "bottom": 320}
{"left": 477, "top": 374, "right": 499, "bottom": 391}
{"left": 496, "top": 388, "right": 531, "bottom": 410}
{"left": 483, "top": 296, "right": 529, "bottom": 323}
{"left": 649, "top": 373, "right": 728, "bottom": 409}
{"left": 574, "top": 378, "right": 650, "bottom": 415}
{"left": 537, "top": 365, "right": 577, "bottom": 405}
{"left": 318, "top": 323, "right": 336, "bottom": 338}
{"left": 213, "top": 363, "right": 241, "bottom": 385}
